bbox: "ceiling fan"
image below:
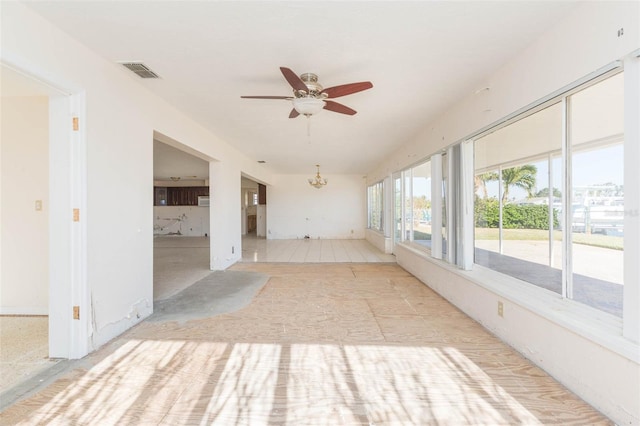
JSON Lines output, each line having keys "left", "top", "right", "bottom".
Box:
{"left": 241, "top": 67, "right": 373, "bottom": 118}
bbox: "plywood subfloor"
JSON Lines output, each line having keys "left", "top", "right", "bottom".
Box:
{"left": 0, "top": 264, "right": 610, "bottom": 425}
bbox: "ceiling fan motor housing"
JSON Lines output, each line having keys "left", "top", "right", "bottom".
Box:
{"left": 296, "top": 73, "right": 325, "bottom": 98}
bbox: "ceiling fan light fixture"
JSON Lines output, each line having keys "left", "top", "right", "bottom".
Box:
{"left": 292, "top": 97, "right": 325, "bottom": 116}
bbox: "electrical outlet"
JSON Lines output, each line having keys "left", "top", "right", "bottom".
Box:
{"left": 497, "top": 301, "right": 504, "bottom": 317}
{"left": 35, "top": 200, "right": 43, "bottom": 211}
{"left": 232, "top": 246, "right": 235, "bottom": 254}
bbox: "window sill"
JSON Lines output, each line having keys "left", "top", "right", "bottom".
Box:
{"left": 398, "top": 242, "right": 639, "bottom": 363}
{"left": 366, "top": 228, "right": 385, "bottom": 235}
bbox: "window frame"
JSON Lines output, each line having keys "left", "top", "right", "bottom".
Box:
{"left": 367, "top": 180, "right": 384, "bottom": 233}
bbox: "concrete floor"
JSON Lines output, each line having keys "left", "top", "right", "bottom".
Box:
{"left": 475, "top": 239, "right": 623, "bottom": 284}
{"left": 154, "top": 236, "right": 212, "bottom": 301}
{"left": 0, "top": 263, "right": 610, "bottom": 424}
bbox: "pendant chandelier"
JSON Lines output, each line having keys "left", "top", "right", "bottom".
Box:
{"left": 308, "top": 164, "right": 328, "bottom": 189}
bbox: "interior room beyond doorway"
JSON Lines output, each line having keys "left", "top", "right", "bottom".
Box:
{"left": 153, "top": 137, "right": 211, "bottom": 301}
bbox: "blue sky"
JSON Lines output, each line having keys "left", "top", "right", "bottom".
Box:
{"left": 408, "top": 144, "right": 624, "bottom": 201}
{"left": 482, "top": 144, "right": 623, "bottom": 200}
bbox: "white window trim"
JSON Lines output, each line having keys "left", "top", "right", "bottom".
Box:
{"left": 623, "top": 52, "right": 640, "bottom": 343}
{"left": 431, "top": 154, "right": 443, "bottom": 259}
{"left": 367, "top": 180, "right": 384, "bottom": 233}
{"left": 460, "top": 141, "right": 475, "bottom": 270}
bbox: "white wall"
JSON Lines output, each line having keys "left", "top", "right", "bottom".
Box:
{"left": 365, "top": 228, "right": 392, "bottom": 254}
{"left": 1, "top": 3, "right": 275, "bottom": 353}
{"left": 153, "top": 206, "right": 209, "bottom": 237}
{"left": 267, "top": 174, "right": 366, "bottom": 240}
{"left": 209, "top": 161, "right": 243, "bottom": 269}
{"left": 0, "top": 96, "right": 49, "bottom": 314}
{"left": 367, "top": 3, "right": 639, "bottom": 424}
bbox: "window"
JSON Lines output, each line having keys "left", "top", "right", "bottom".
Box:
{"left": 441, "top": 153, "right": 448, "bottom": 257}
{"left": 474, "top": 102, "right": 563, "bottom": 295}
{"left": 473, "top": 72, "right": 624, "bottom": 316}
{"left": 568, "top": 73, "right": 624, "bottom": 315}
{"left": 367, "top": 181, "right": 384, "bottom": 232}
{"left": 411, "top": 161, "right": 432, "bottom": 247}
{"left": 393, "top": 173, "right": 403, "bottom": 245}
{"left": 391, "top": 70, "right": 628, "bottom": 321}
{"left": 392, "top": 159, "right": 433, "bottom": 251}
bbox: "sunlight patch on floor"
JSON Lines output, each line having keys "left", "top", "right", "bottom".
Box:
{"left": 15, "top": 339, "right": 546, "bottom": 425}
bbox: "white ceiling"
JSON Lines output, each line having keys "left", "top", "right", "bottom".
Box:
{"left": 24, "top": 1, "right": 580, "bottom": 175}
{"left": 153, "top": 140, "right": 209, "bottom": 181}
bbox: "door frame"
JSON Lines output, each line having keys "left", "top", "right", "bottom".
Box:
{"left": 1, "top": 60, "right": 89, "bottom": 359}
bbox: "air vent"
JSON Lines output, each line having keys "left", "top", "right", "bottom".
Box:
{"left": 120, "top": 62, "right": 160, "bottom": 79}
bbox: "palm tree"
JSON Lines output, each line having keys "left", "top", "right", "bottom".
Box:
{"left": 475, "top": 172, "right": 498, "bottom": 199}
{"left": 501, "top": 165, "right": 537, "bottom": 202}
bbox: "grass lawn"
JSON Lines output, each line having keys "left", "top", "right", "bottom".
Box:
{"left": 475, "top": 228, "right": 623, "bottom": 250}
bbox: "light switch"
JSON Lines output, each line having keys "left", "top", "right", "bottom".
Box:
{"left": 35, "top": 200, "right": 43, "bottom": 211}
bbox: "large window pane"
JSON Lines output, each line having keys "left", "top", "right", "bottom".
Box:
{"left": 441, "top": 154, "right": 448, "bottom": 256}
{"left": 367, "top": 181, "right": 383, "bottom": 232}
{"left": 411, "top": 161, "right": 431, "bottom": 247}
{"left": 569, "top": 73, "right": 624, "bottom": 316}
{"left": 474, "top": 168, "right": 500, "bottom": 258}
{"left": 474, "top": 72, "right": 624, "bottom": 317}
{"left": 501, "top": 158, "right": 561, "bottom": 269}
{"left": 404, "top": 172, "right": 412, "bottom": 241}
{"left": 474, "top": 102, "right": 563, "bottom": 295}
{"left": 394, "top": 174, "right": 402, "bottom": 245}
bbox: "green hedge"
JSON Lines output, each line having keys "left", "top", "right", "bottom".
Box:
{"left": 475, "top": 198, "right": 559, "bottom": 229}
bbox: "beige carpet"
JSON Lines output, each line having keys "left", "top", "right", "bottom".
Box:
{"left": 0, "top": 317, "right": 58, "bottom": 394}
{"left": 0, "top": 264, "right": 610, "bottom": 425}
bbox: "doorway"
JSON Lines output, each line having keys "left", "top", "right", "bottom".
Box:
{"left": 0, "top": 63, "right": 86, "bottom": 393}
{"left": 152, "top": 136, "right": 212, "bottom": 301}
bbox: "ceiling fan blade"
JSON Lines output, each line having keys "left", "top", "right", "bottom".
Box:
{"left": 280, "top": 67, "right": 308, "bottom": 92}
{"left": 289, "top": 108, "right": 300, "bottom": 119}
{"left": 321, "top": 81, "right": 373, "bottom": 98}
{"left": 323, "top": 100, "right": 357, "bottom": 115}
{"left": 241, "top": 95, "right": 293, "bottom": 99}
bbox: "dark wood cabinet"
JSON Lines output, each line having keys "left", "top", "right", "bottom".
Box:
{"left": 154, "top": 186, "right": 209, "bottom": 206}
{"left": 258, "top": 183, "right": 266, "bottom": 205}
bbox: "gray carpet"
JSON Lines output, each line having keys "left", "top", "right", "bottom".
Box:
{"left": 148, "top": 270, "right": 269, "bottom": 323}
